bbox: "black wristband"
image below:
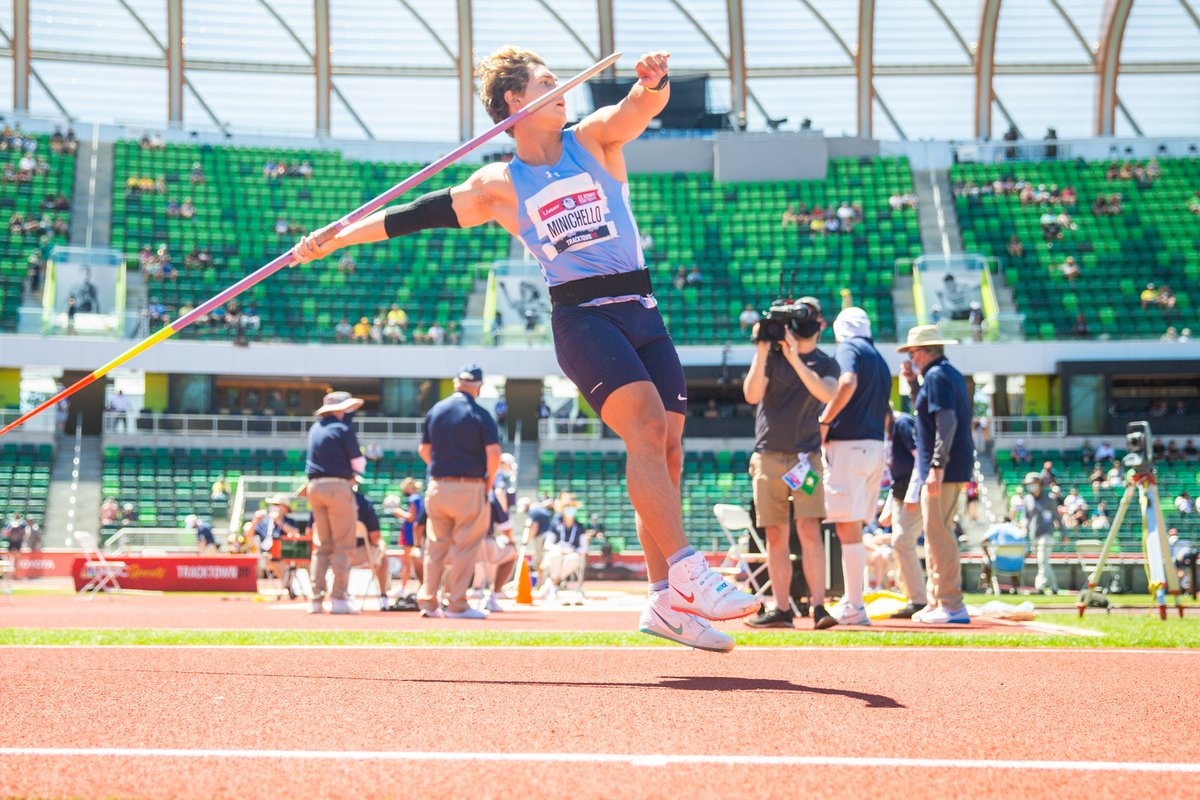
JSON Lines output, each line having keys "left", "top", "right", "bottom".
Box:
{"left": 645, "top": 74, "right": 670, "bottom": 92}
{"left": 383, "top": 188, "right": 460, "bottom": 239}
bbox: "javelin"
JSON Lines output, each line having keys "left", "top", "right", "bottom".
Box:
{"left": 1, "top": 52, "right": 622, "bottom": 437}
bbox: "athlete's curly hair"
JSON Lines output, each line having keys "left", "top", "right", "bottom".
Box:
{"left": 476, "top": 46, "right": 546, "bottom": 135}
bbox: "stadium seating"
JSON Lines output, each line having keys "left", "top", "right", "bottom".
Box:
{"left": 637, "top": 157, "right": 918, "bottom": 344}
{"left": 996, "top": 448, "right": 1200, "bottom": 544}
{"left": 538, "top": 450, "right": 753, "bottom": 550}
{"left": 101, "top": 446, "right": 425, "bottom": 541}
{"left": 111, "top": 141, "right": 510, "bottom": 341}
{"left": 0, "top": 133, "right": 75, "bottom": 330}
{"left": 0, "top": 442, "right": 53, "bottom": 522}
{"left": 952, "top": 158, "right": 1200, "bottom": 339}
{"left": 112, "top": 144, "right": 918, "bottom": 344}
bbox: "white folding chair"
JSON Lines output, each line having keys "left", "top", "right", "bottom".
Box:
{"left": 558, "top": 534, "right": 591, "bottom": 605}
{"left": 713, "top": 504, "right": 770, "bottom": 597}
{"left": 75, "top": 530, "right": 126, "bottom": 600}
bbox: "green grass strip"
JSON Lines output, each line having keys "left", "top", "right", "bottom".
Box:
{"left": 1, "top": 613, "right": 1196, "bottom": 648}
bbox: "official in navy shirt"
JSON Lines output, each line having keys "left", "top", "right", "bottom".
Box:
{"left": 816, "top": 307, "right": 892, "bottom": 624}
{"left": 416, "top": 364, "right": 501, "bottom": 618}
{"left": 885, "top": 409, "right": 926, "bottom": 615}
{"left": 305, "top": 391, "right": 367, "bottom": 614}
{"left": 899, "top": 325, "right": 974, "bottom": 624}
{"left": 350, "top": 483, "right": 391, "bottom": 612}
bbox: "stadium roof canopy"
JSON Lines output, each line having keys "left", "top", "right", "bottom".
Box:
{"left": 2, "top": 0, "right": 1197, "bottom": 142}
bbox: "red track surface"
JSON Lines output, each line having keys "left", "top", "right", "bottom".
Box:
{"left": 1, "top": 645, "right": 1197, "bottom": 799}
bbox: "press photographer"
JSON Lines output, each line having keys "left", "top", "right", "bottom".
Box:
{"left": 742, "top": 296, "right": 840, "bottom": 629}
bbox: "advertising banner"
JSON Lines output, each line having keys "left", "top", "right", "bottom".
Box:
{"left": 71, "top": 555, "right": 258, "bottom": 592}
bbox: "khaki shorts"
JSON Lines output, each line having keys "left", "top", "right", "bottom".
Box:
{"left": 822, "top": 439, "right": 886, "bottom": 524}
{"left": 749, "top": 450, "right": 826, "bottom": 528}
{"left": 352, "top": 540, "right": 386, "bottom": 569}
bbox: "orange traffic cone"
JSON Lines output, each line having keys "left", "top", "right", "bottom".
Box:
{"left": 515, "top": 557, "right": 533, "bottom": 605}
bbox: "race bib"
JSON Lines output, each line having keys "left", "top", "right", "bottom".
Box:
{"left": 523, "top": 173, "right": 618, "bottom": 261}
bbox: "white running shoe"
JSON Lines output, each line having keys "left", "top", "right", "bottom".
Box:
{"left": 419, "top": 607, "right": 445, "bottom": 618}
{"left": 330, "top": 599, "right": 359, "bottom": 615}
{"left": 483, "top": 592, "right": 504, "bottom": 613}
{"left": 911, "top": 604, "right": 935, "bottom": 623}
{"left": 541, "top": 583, "right": 559, "bottom": 601}
{"left": 378, "top": 596, "right": 390, "bottom": 612}
{"left": 917, "top": 605, "right": 971, "bottom": 625}
{"left": 829, "top": 598, "right": 871, "bottom": 626}
{"left": 307, "top": 599, "right": 324, "bottom": 614}
{"left": 667, "top": 553, "right": 761, "bottom": 621}
{"left": 444, "top": 607, "right": 489, "bottom": 619}
{"left": 639, "top": 592, "right": 734, "bottom": 653}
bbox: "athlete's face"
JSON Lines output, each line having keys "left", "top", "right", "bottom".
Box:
{"left": 509, "top": 64, "right": 566, "bottom": 126}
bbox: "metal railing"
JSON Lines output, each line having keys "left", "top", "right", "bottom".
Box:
{"left": 0, "top": 409, "right": 55, "bottom": 433}
{"left": 948, "top": 135, "right": 1200, "bottom": 165}
{"left": 992, "top": 416, "right": 1068, "bottom": 439}
{"left": 538, "top": 417, "right": 606, "bottom": 440}
{"left": 103, "top": 412, "right": 424, "bottom": 438}
{"left": 103, "top": 526, "right": 211, "bottom": 555}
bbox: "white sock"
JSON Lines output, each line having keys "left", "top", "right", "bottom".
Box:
{"left": 842, "top": 543, "right": 867, "bottom": 607}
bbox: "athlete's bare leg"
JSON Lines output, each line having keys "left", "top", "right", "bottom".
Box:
{"left": 633, "top": 411, "right": 685, "bottom": 584}
{"left": 602, "top": 382, "right": 689, "bottom": 583}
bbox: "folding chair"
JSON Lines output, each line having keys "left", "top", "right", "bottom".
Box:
{"left": 981, "top": 541, "right": 1028, "bottom": 594}
{"left": 74, "top": 530, "right": 126, "bottom": 600}
{"left": 0, "top": 556, "right": 13, "bottom": 602}
{"left": 713, "top": 504, "right": 769, "bottom": 598}
{"left": 558, "top": 534, "right": 591, "bottom": 605}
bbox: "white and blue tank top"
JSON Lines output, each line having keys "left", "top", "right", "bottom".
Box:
{"left": 508, "top": 129, "right": 651, "bottom": 307}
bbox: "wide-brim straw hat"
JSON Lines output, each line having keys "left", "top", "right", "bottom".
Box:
{"left": 315, "top": 390, "right": 364, "bottom": 416}
{"left": 264, "top": 495, "right": 293, "bottom": 510}
{"left": 897, "top": 324, "right": 959, "bottom": 353}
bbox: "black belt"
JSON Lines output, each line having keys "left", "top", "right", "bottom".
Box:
{"left": 307, "top": 475, "right": 351, "bottom": 481}
{"left": 548, "top": 269, "right": 653, "bottom": 307}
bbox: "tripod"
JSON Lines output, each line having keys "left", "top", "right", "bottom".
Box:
{"left": 1077, "top": 461, "right": 1182, "bottom": 620}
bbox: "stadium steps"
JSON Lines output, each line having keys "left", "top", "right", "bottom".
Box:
{"left": 44, "top": 435, "right": 103, "bottom": 548}
{"left": 912, "top": 168, "right": 963, "bottom": 256}
{"left": 513, "top": 440, "right": 540, "bottom": 500}
{"left": 69, "top": 139, "right": 115, "bottom": 247}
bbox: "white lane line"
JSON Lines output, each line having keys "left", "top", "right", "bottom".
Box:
{"left": 0, "top": 748, "right": 1197, "bottom": 773}
{"left": 0, "top": 644, "right": 1197, "bottom": 655}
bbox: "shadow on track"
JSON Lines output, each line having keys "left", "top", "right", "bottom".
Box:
{"left": 406, "top": 675, "right": 904, "bottom": 708}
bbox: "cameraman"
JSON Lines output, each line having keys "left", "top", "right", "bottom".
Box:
{"left": 743, "top": 297, "right": 840, "bottom": 629}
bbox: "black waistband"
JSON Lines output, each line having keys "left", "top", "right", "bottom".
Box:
{"left": 548, "top": 269, "right": 653, "bottom": 308}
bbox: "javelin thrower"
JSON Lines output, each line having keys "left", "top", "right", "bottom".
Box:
{"left": 293, "top": 48, "right": 759, "bottom": 652}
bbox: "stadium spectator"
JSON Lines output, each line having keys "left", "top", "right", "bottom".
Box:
{"left": 1056, "top": 256, "right": 1080, "bottom": 285}
{"left": 685, "top": 265, "right": 703, "bottom": 286}
{"left": 1011, "top": 440, "right": 1032, "bottom": 465}
{"left": 107, "top": 389, "right": 129, "bottom": 432}
{"left": 742, "top": 297, "right": 839, "bottom": 629}
{"left": 190, "top": 162, "right": 205, "bottom": 184}
{"left": 639, "top": 231, "right": 654, "bottom": 254}
{"left": 1141, "top": 283, "right": 1160, "bottom": 309}
{"left": 885, "top": 407, "right": 925, "bottom": 618}
{"left": 352, "top": 317, "right": 370, "bottom": 343}
{"left": 968, "top": 302, "right": 984, "bottom": 341}
{"left": 297, "top": 160, "right": 314, "bottom": 179}
{"left": 888, "top": 192, "right": 918, "bottom": 211}
{"left": 211, "top": 479, "right": 229, "bottom": 502}
{"left": 1179, "top": 328, "right": 1192, "bottom": 343}
{"left": 1091, "top": 502, "right": 1110, "bottom": 532}
{"left": 1039, "top": 460, "right": 1058, "bottom": 487}
{"left": 386, "top": 304, "right": 408, "bottom": 329}
{"left": 1175, "top": 491, "right": 1194, "bottom": 518}
{"left": 1158, "top": 285, "right": 1177, "bottom": 310}
{"left": 736, "top": 305, "right": 758, "bottom": 333}
{"left": 819, "top": 307, "right": 891, "bottom": 626}
{"left": 25, "top": 250, "right": 42, "bottom": 293}
{"left": 383, "top": 317, "right": 402, "bottom": 343}
{"left": 369, "top": 317, "right": 384, "bottom": 344}
{"left": 3, "top": 513, "right": 26, "bottom": 554}
{"left": 1106, "top": 459, "right": 1124, "bottom": 488}
{"left": 337, "top": 252, "right": 356, "bottom": 275}
{"left": 120, "top": 503, "right": 138, "bottom": 525}
{"left": 1167, "top": 440, "right": 1182, "bottom": 463}
{"left": 417, "top": 364, "right": 499, "bottom": 619}
{"left": 1022, "top": 473, "right": 1061, "bottom": 594}
{"left": 1095, "top": 441, "right": 1116, "bottom": 462}
{"left": 1008, "top": 485, "right": 1026, "bottom": 523}
{"left": 1062, "top": 487, "right": 1088, "bottom": 529}
{"left": 539, "top": 501, "right": 587, "bottom": 599}
{"left": 427, "top": 321, "right": 445, "bottom": 345}
{"left": 1039, "top": 211, "right": 1062, "bottom": 242}
{"left": 187, "top": 514, "right": 217, "bottom": 554}
{"left": 1088, "top": 463, "right": 1106, "bottom": 495}
{"left": 100, "top": 497, "right": 120, "bottom": 526}
{"left": 334, "top": 318, "right": 352, "bottom": 342}
{"left": 180, "top": 198, "right": 196, "bottom": 220}
{"left": 1183, "top": 439, "right": 1198, "bottom": 463}
{"left": 1072, "top": 313, "right": 1090, "bottom": 338}
{"left": 1080, "top": 440, "right": 1095, "bottom": 465}
{"left": 898, "top": 325, "right": 973, "bottom": 624}
{"left": 1188, "top": 191, "right": 1200, "bottom": 215}
{"left": 672, "top": 266, "right": 687, "bottom": 290}
{"left": 306, "top": 391, "right": 367, "bottom": 615}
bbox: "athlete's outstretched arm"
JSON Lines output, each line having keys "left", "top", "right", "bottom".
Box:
{"left": 290, "top": 163, "right": 502, "bottom": 264}
{"left": 575, "top": 51, "right": 670, "bottom": 149}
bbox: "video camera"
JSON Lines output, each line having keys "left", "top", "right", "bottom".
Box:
{"left": 752, "top": 299, "right": 820, "bottom": 344}
{"left": 1123, "top": 420, "right": 1154, "bottom": 473}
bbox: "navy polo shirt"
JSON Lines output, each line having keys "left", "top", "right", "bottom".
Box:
{"left": 354, "top": 492, "right": 381, "bottom": 533}
{"left": 527, "top": 505, "right": 553, "bottom": 536}
{"left": 305, "top": 415, "right": 362, "bottom": 479}
{"left": 889, "top": 411, "right": 917, "bottom": 483}
{"left": 915, "top": 356, "right": 974, "bottom": 483}
{"left": 548, "top": 515, "right": 586, "bottom": 549}
{"left": 422, "top": 391, "right": 499, "bottom": 479}
{"left": 827, "top": 336, "right": 891, "bottom": 442}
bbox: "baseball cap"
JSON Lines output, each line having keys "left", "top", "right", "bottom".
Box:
{"left": 797, "top": 296, "right": 822, "bottom": 313}
{"left": 457, "top": 363, "right": 484, "bottom": 382}
{"left": 833, "top": 307, "right": 872, "bottom": 341}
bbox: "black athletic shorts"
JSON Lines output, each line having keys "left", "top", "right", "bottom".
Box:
{"left": 551, "top": 300, "right": 687, "bottom": 416}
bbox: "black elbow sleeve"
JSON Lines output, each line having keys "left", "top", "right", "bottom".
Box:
{"left": 383, "top": 188, "right": 461, "bottom": 239}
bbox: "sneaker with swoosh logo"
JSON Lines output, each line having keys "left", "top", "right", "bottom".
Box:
{"left": 667, "top": 553, "right": 761, "bottom": 621}
{"left": 639, "top": 591, "right": 733, "bottom": 653}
